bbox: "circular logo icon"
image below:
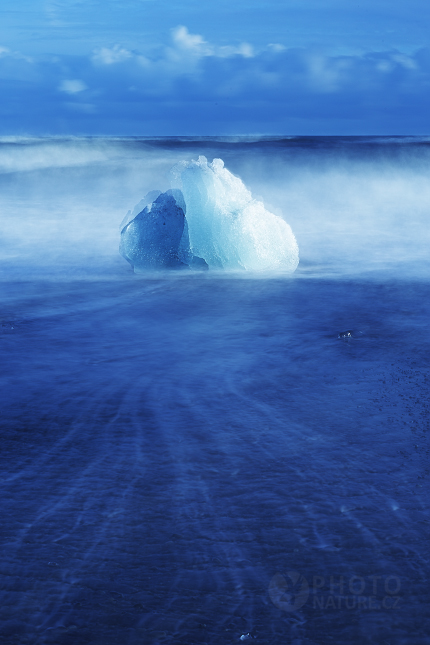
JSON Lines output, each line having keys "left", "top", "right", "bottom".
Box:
{"left": 269, "top": 572, "right": 309, "bottom": 612}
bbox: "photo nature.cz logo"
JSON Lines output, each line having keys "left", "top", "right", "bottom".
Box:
{"left": 269, "top": 572, "right": 401, "bottom": 612}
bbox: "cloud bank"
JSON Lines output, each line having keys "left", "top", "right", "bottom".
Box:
{"left": 1, "top": 26, "right": 430, "bottom": 134}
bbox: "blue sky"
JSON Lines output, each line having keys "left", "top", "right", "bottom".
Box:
{"left": 1, "top": 0, "right": 430, "bottom": 134}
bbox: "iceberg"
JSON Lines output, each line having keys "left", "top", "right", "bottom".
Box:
{"left": 120, "top": 157, "right": 299, "bottom": 272}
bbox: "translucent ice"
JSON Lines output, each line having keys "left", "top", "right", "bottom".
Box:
{"left": 171, "top": 156, "right": 299, "bottom": 271}
{"left": 120, "top": 190, "right": 162, "bottom": 231}
{"left": 120, "top": 157, "right": 299, "bottom": 273}
{"left": 120, "top": 191, "right": 190, "bottom": 271}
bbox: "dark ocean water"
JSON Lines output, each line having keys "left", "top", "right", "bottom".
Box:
{"left": 0, "top": 137, "right": 429, "bottom": 645}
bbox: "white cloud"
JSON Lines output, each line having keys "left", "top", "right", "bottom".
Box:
{"left": 171, "top": 26, "right": 211, "bottom": 55}
{"left": 90, "top": 27, "right": 256, "bottom": 76}
{"left": 0, "top": 45, "right": 33, "bottom": 63}
{"left": 80, "top": 35, "right": 430, "bottom": 105}
{"left": 306, "top": 55, "right": 342, "bottom": 92}
{"left": 268, "top": 43, "right": 287, "bottom": 53}
{"left": 392, "top": 53, "right": 417, "bottom": 70}
{"left": 217, "top": 43, "right": 254, "bottom": 58}
{"left": 3, "top": 29, "right": 430, "bottom": 136}
{"left": 170, "top": 26, "right": 254, "bottom": 59}
{"left": 92, "top": 45, "right": 133, "bottom": 65}
{"left": 377, "top": 60, "right": 394, "bottom": 73}
{"left": 59, "top": 79, "right": 87, "bottom": 94}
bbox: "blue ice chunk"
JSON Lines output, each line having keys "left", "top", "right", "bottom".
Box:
{"left": 165, "top": 189, "right": 193, "bottom": 265}
{"left": 119, "top": 190, "right": 162, "bottom": 232}
{"left": 171, "top": 156, "right": 299, "bottom": 272}
{"left": 165, "top": 188, "right": 186, "bottom": 214}
{"left": 120, "top": 191, "right": 189, "bottom": 271}
{"left": 120, "top": 190, "right": 208, "bottom": 271}
{"left": 120, "top": 157, "right": 298, "bottom": 273}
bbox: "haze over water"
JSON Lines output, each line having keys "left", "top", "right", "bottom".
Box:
{"left": 0, "top": 137, "right": 429, "bottom": 645}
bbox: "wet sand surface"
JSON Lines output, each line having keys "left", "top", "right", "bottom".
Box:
{"left": 0, "top": 276, "right": 429, "bottom": 645}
